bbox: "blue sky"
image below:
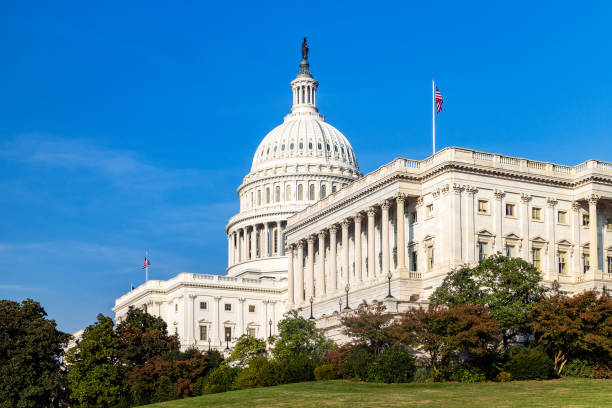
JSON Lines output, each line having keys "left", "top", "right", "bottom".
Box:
{"left": 1, "top": 1, "right": 611, "bottom": 333}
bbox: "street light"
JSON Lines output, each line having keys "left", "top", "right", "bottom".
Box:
{"left": 338, "top": 297, "right": 342, "bottom": 313}
{"left": 385, "top": 271, "right": 393, "bottom": 299}
{"left": 268, "top": 318, "right": 273, "bottom": 337}
{"left": 343, "top": 283, "right": 351, "bottom": 310}
{"left": 208, "top": 337, "right": 211, "bottom": 352}
{"left": 309, "top": 296, "right": 315, "bottom": 319}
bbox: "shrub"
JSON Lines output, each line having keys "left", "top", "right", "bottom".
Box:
{"left": 594, "top": 365, "right": 612, "bottom": 379}
{"left": 368, "top": 345, "right": 415, "bottom": 383}
{"left": 413, "top": 366, "right": 434, "bottom": 383}
{"left": 341, "top": 347, "right": 373, "bottom": 381}
{"left": 449, "top": 367, "right": 486, "bottom": 383}
{"left": 234, "top": 358, "right": 282, "bottom": 389}
{"left": 201, "top": 365, "right": 240, "bottom": 394}
{"left": 504, "top": 347, "right": 553, "bottom": 380}
{"left": 496, "top": 371, "right": 512, "bottom": 382}
{"left": 562, "top": 359, "right": 595, "bottom": 378}
{"left": 280, "top": 354, "right": 316, "bottom": 384}
{"left": 314, "top": 364, "right": 337, "bottom": 380}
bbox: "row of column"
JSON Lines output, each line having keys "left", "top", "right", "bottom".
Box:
{"left": 228, "top": 221, "right": 285, "bottom": 266}
{"left": 287, "top": 194, "right": 408, "bottom": 305}
{"left": 293, "top": 84, "right": 317, "bottom": 106}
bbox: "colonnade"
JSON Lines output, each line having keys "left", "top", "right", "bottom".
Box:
{"left": 292, "top": 83, "right": 317, "bottom": 106}
{"left": 228, "top": 221, "right": 285, "bottom": 266}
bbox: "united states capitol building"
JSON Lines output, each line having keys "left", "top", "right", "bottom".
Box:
{"left": 114, "top": 44, "right": 612, "bottom": 351}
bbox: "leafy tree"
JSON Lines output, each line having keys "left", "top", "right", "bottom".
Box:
{"left": 66, "top": 314, "right": 128, "bottom": 407}
{"left": 115, "top": 306, "right": 168, "bottom": 334}
{"left": 341, "top": 301, "right": 398, "bottom": 357}
{"left": 431, "top": 254, "right": 545, "bottom": 342}
{"left": 229, "top": 334, "right": 268, "bottom": 367}
{"left": 0, "top": 299, "right": 70, "bottom": 408}
{"left": 528, "top": 290, "right": 612, "bottom": 375}
{"left": 270, "top": 310, "right": 334, "bottom": 361}
{"left": 397, "top": 304, "right": 501, "bottom": 377}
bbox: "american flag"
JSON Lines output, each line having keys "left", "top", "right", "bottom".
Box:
{"left": 142, "top": 255, "right": 151, "bottom": 269}
{"left": 435, "top": 86, "right": 443, "bottom": 114}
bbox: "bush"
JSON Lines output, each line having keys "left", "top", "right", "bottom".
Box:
{"left": 341, "top": 347, "right": 373, "bottom": 380}
{"left": 413, "top": 366, "right": 434, "bottom": 383}
{"left": 201, "top": 365, "right": 240, "bottom": 394}
{"left": 234, "top": 358, "right": 282, "bottom": 389}
{"left": 280, "top": 354, "right": 316, "bottom": 384}
{"left": 504, "top": 347, "right": 553, "bottom": 380}
{"left": 562, "top": 359, "right": 595, "bottom": 378}
{"left": 496, "top": 371, "right": 513, "bottom": 382}
{"left": 368, "top": 345, "right": 415, "bottom": 383}
{"left": 449, "top": 367, "right": 486, "bottom": 383}
{"left": 314, "top": 364, "right": 337, "bottom": 380}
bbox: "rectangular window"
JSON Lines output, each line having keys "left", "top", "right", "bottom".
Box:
{"left": 199, "top": 301, "right": 208, "bottom": 310}
{"left": 583, "top": 214, "right": 590, "bottom": 227}
{"left": 505, "top": 203, "right": 516, "bottom": 217}
{"left": 505, "top": 245, "right": 516, "bottom": 258}
{"left": 532, "top": 248, "right": 542, "bottom": 271}
{"left": 200, "top": 326, "right": 208, "bottom": 341}
{"left": 532, "top": 207, "right": 542, "bottom": 221}
{"left": 608, "top": 256, "right": 612, "bottom": 273}
{"left": 607, "top": 218, "right": 612, "bottom": 231}
{"left": 557, "top": 211, "right": 568, "bottom": 224}
{"left": 478, "top": 200, "right": 489, "bottom": 214}
{"left": 410, "top": 211, "right": 417, "bottom": 223}
{"left": 559, "top": 251, "right": 567, "bottom": 274}
{"left": 224, "top": 327, "right": 232, "bottom": 341}
{"left": 411, "top": 251, "right": 418, "bottom": 271}
{"left": 248, "top": 305, "right": 256, "bottom": 313}
{"left": 426, "top": 204, "right": 434, "bottom": 218}
{"left": 427, "top": 247, "right": 434, "bottom": 271}
{"left": 247, "top": 327, "right": 256, "bottom": 337}
{"left": 583, "top": 254, "right": 590, "bottom": 273}
{"left": 478, "top": 242, "right": 488, "bottom": 263}
{"left": 224, "top": 303, "right": 232, "bottom": 311}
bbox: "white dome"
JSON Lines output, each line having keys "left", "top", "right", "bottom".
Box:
{"left": 251, "top": 112, "right": 359, "bottom": 173}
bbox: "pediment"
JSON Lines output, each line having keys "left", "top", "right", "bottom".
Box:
{"left": 504, "top": 233, "right": 521, "bottom": 240}
{"left": 556, "top": 239, "right": 573, "bottom": 247}
{"left": 246, "top": 322, "right": 260, "bottom": 327}
{"left": 477, "top": 229, "right": 494, "bottom": 237}
{"left": 423, "top": 235, "right": 435, "bottom": 242}
{"left": 198, "top": 318, "right": 211, "bottom": 324}
{"left": 530, "top": 236, "right": 547, "bottom": 243}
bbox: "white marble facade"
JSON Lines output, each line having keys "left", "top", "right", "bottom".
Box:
{"left": 114, "top": 49, "right": 612, "bottom": 351}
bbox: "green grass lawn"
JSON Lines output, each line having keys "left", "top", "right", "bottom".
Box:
{"left": 145, "top": 378, "right": 612, "bottom": 408}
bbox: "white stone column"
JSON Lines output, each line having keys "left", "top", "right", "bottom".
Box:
{"left": 238, "top": 298, "right": 245, "bottom": 337}
{"left": 329, "top": 225, "right": 338, "bottom": 293}
{"left": 493, "top": 190, "right": 504, "bottom": 253}
{"left": 228, "top": 234, "right": 232, "bottom": 266}
{"left": 296, "top": 241, "right": 305, "bottom": 303}
{"left": 251, "top": 225, "right": 257, "bottom": 259}
{"left": 317, "top": 231, "right": 326, "bottom": 298}
{"left": 263, "top": 222, "right": 269, "bottom": 257}
{"left": 185, "top": 294, "right": 196, "bottom": 345}
{"left": 450, "top": 184, "right": 462, "bottom": 267}
{"left": 381, "top": 200, "right": 390, "bottom": 276}
{"left": 395, "top": 194, "right": 406, "bottom": 270}
{"left": 277, "top": 221, "right": 282, "bottom": 255}
{"left": 241, "top": 228, "right": 247, "bottom": 262}
{"left": 306, "top": 236, "right": 315, "bottom": 300}
{"left": 571, "top": 201, "right": 581, "bottom": 275}
{"left": 588, "top": 194, "right": 600, "bottom": 272}
{"left": 341, "top": 218, "right": 350, "bottom": 287}
{"left": 287, "top": 245, "right": 294, "bottom": 305}
{"left": 463, "top": 187, "right": 475, "bottom": 263}
{"left": 354, "top": 213, "right": 363, "bottom": 282}
{"left": 546, "top": 197, "right": 557, "bottom": 279}
{"left": 520, "top": 193, "right": 531, "bottom": 261}
{"left": 214, "top": 296, "right": 222, "bottom": 345}
{"left": 367, "top": 207, "right": 376, "bottom": 279}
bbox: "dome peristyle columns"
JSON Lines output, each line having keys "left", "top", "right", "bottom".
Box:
{"left": 227, "top": 221, "right": 287, "bottom": 267}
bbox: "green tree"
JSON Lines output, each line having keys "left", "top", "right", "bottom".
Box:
{"left": 270, "top": 310, "right": 334, "bottom": 361}
{"left": 229, "top": 334, "right": 268, "bottom": 367}
{"left": 115, "top": 306, "right": 168, "bottom": 334}
{"left": 66, "top": 314, "right": 128, "bottom": 407}
{"left": 528, "top": 290, "right": 612, "bottom": 375}
{"left": 340, "top": 301, "right": 398, "bottom": 357}
{"left": 0, "top": 299, "right": 70, "bottom": 408}
{"left": 431, "top": 254, "right": 545, "bottom": 342}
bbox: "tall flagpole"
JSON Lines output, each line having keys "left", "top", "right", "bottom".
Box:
{"left": 432, "top": 78, "right": 436, "bottom": 155}
{"left": 145, "top": 250, "right": 149, "bottom": 281}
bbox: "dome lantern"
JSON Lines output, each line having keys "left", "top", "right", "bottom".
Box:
{"left": 290, "top": 38, "right": 319, "bottom": 114}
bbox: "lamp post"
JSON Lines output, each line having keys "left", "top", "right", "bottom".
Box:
{"left": 309, "top": 296, "right": 314, "bottom": 319}
{"left": 338, "top": 297, "right": 342, "bottom": 313}
{"left": 208, "top": 337, "right": 211, "bottom": 352}
{"left": 268, "top": 318, "right": 273, "bottom": 337}
{"left": 343, "top": 283, "right": 351, "bottom": 310}
{"left": 225, "top": 332, "right": 230, "bottom": 351}
{"left": 385, "top": 271, "right": 393, "bottom": 299}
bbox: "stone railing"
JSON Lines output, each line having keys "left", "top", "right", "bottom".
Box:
{"left": 287, "top": 147, "right": 612, "bottom": 226}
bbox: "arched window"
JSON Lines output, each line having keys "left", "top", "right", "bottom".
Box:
{"left": 297, "top": 184, "right": 304, "bottom": 200}
{"left": 309, "top": 184, "right": 315, "bottom": 200}
{"left": 275, "top": 186, "right": 281, "bottom": 202}
{"left": 332, "top": 183, "right": 337, "bottom": 193}
{"left": 266, "top": 188, "right": 270, "bottom": 204}
{"left": 309, "top": 142, "right": 313, "bottom": 149}
{"left": 273, "top": 228, "right": 278, "bottom": 254}
{"left": 285, "top": 185, "right": 292, "bottom": 201}
{"left": 257, "top": 190, "right": 261, "bottom": 206}
{"left": 290, "top": 143, "right": 294, "bottom": 150}
{"left": 321, "top": 184, "right": 327, "bottom": 199}
{"left": 299, "top": 142, "right": 303, "bottom": 149}
{"left": 250, "top": 192, "right": 253, "bottom": 208}
{"left": 317, "top": 142, "right": 322, "bottom": 150}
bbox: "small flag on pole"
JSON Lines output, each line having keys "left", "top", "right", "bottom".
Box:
{"left": 435, "top": 86, "right": 443, "bottom": 114}
{"left": 142, "top": 255, "right": 151, "bottom": 269}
